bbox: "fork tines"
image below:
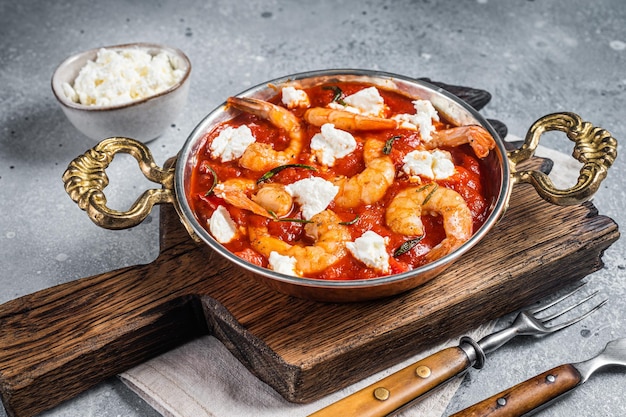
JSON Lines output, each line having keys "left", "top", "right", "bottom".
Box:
{"left": 530, "top": 283, "right": 608, "bottom": 331}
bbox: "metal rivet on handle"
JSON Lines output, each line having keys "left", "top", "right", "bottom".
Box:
{"left": 415, "top": 365, "right": 432, "bottom": 378}
{"left": 496, "top": 397, "right": 507, "bottom": 407}
{"left": 546, "top": 374, "right": 556, "bottom": 383}
{"left": 373, "top": 387, "right": 390, "bottom": 401}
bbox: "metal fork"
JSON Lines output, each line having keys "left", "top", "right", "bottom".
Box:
{"left": 308, "top": 283, "right": 606, "bottom": 417}
{"left": 469, "top": 284, "right": 607, "bottom": 364}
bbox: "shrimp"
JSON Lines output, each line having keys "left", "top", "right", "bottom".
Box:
{"left": 251, "top": 182, "right": 293, "bottom": 217}
{"left": 214, "top": 179, "right": 293, "bottom": 218}
{"left": 227, "top": 96, "right": 304, "bottom": 171}
{"left": 334, "top": 138, "right": 396, "bottom": 208}
{"left": 304, "top": 107, "right": 398, "bottom": 131}
{"left": 425, "top": 125, "right": 496, "bottom": 158}
{"left": 248, "top": 210, "right": 351, "bottom": 275}
{"left": 385, "top": 183, "right": 473, "bottom": 262}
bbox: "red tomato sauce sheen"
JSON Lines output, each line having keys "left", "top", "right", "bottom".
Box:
{"left": 188, "top": 82, "right": 494, "bottom": 280}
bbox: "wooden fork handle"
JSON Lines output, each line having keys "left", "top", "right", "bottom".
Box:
{"left": 449, "top": 364, "right": 582, "bottom": 417}
{"left": 308, "top": 346, "right": 471, "bottom": 417}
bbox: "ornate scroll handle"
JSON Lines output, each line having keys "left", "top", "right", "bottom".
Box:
{"left": 62, "top": 137, "right": 175, "bottom": 229}
{"left": 507, "top": 112, "right": 617, "bottom": 205}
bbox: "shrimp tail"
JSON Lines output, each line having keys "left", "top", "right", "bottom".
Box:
{"left": 429, "top": 125, "right": 496, "bottom": 158}
{"left": 227, "top": 96, "right": 301, "bottom": 133}
{"left": 214, "top": 180, "right": 275, "bottom": 218}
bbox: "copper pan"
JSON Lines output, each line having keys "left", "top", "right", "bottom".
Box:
{"left": 62, "top": 69, "right": 617, "bottom": 302}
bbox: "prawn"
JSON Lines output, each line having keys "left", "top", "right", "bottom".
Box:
{"left": 385, "top": 183, "right": 472, "bottom": 262}
{"left": 425, "top": 125, "right": 496, "bottom": 158}
{"left": 248, "top": 209, "right": 351, "bottom": 275}
{"left": 304, "top": 107, "right": 398, "bottom": 131}
{"left": 334, "top": 138, "right": 396, "bottom": 208}
{"left": 227, "top": 96, "right": 304, "bottom": 171}
{"left": 214, "top": 179, "right": 293, "bottom": 218}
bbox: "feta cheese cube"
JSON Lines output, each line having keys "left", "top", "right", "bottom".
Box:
{"left": 268, "top": 251, "right": 299, "bottom": 276}
{"left": 208, "top": 206, "right": 238, "bottom": 243}
{"left": 431, "top": 150, "right": 455, "bottom": 179}
{"left": 209, "top": 125, "right": 256, "bottom": 162}
{"left": 281, "top": 86, "right": 310, "bottom": 108}
{"left": 310, "top": 123, "right": 357, "bottom": 166}
{"left": 402, "top": 149, "right": 455, "bottom": 180}
{"left": 392, "top": 99, "right": 440, "bottom": 141}
{"left": 328, "top": 86, "right": 386, "bottom": 117}
{"left": 285, "top": 177, "right": 339, "bottom": 220}
{"left": 346, "top": 231, "right": 390, "bottom": 273}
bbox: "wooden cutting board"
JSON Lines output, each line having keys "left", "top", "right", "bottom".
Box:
{"left": 0, "top": 176, "right": 619, "bottom": 417}
{"left": 0, "top": 83, "right": 619, "bottom": 417}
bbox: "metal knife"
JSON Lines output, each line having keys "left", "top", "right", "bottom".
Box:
{"left": 449, "top": 337, "right": 626, "bottom": 417}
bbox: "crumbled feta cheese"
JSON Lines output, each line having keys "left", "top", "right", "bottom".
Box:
{"left": 402, "top": 149, "right": 455, "bottom": 180}
{"left": 285, "top": 177, "right": 339, "bottom": 219}
{"left": 328, "top": 86, "right": 386, "bottom": 117}
{"left": 209, "top": 125, "right": 256, "bottom": 162}
{"left": 65, "top": 47, "right": 185, "bottom": 107}
{"left": 310, "top": 123, "right": 357, "bottom": 166}
{"left": 346, "top": 231, "right": 390, "bottom": 273}
{"left": 431, "top": 150, "right": 456, "bottom": 179}
{"left": 281, "top": 86, "right": 310, "bottom": 108}
{"left": 392, "top": 99, "right": 440, "bottom": 141}
{"left": 268, "top": 251, "right": 299, "bottom": 276}
{"left": 208, "top": 206, "right": 238, "bottom": 243}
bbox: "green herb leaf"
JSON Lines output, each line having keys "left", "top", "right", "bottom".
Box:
{"left": 274, "top": 217, "right": 313, "bottom": 224}
{"left": 257, "top": 164, "right": 317, "bottom": 183}
{"left": 393, "top": 236, "right": 424, "bottom": 257}
{"left": 322, "top": 85, "right": 346, "bottom": 105}
{"left": 339, "top": 215, "right": 360, "bottom": 225}
{"left": 383, "top": 135, "right": 401, "bottom": 155}
{"left": 422, "top": 183, "right": 439, "bottom": 205}
{"left": 203, "top": 164, "right": 219, "bottom": 196}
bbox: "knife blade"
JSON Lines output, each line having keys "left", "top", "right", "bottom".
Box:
{"left": 449, "top": 337, "right": 626, "bottom": 417}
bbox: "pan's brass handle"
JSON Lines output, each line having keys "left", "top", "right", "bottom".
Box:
{"left": 507, "top": 112, "right": 617, "bottom": 205}
{"left": 62, "top": 137, "right": 175, "bottom": 229}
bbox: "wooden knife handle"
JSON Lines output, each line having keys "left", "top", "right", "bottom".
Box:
{"left": 449, "top": 363, "right": 582, "bottom": 417}
{"left": 308, "top": 346, "right": 470, "bottom": 417}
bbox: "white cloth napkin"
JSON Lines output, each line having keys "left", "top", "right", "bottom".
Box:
{"left": 120, "top": 144, "right": 575, "bottom": 417}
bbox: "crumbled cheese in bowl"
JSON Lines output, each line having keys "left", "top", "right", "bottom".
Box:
{"left": 63, "top": 47, "right": 186, "bottom": 107}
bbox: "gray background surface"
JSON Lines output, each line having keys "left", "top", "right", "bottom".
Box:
{"left": 1, "top": 0, "right": 624, "bottom": 416}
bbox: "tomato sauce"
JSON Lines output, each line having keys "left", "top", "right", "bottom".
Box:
{"left": 188, "top": 81, "right": 494, "bottom": 280}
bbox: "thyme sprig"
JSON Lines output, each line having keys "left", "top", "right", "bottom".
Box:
{"left": 322, "top": 85, "right": 346, "bottom": 105}
{"left": 203, "top": 164, "right": 219, "bottom": 196}
{"left": 339, "top": 215, "right": 360, "bottom": 226}
{"left": 393, "top": 236, "right": 424, "bottom": 257}
{"left": 266, "top": 209, "right": 313, "bottom": 223}
{"left": 383, "top": 135, "right": 401, "bottom": 155}
{"left": 257, "top": 164, "right": 317, "bottom": 184}
{"left": 422, "top": 183, "right": 439, "bottom": 205}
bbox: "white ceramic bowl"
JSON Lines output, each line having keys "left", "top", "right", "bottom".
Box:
{"left": 51, "top": 42, "right": 191, "bottom": 143}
